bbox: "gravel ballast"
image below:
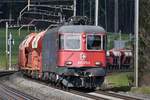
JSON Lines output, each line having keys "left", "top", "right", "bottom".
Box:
{"left": 0, "top": 72, "right": 93, "bottom": 100}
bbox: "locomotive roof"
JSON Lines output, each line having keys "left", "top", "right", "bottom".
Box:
{"left": 59, "top": 25, "right": 105, "bottom": 33}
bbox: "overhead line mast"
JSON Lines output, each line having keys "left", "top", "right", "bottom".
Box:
{"left": 134, "top": 0, "right": 139, "bottom": 87}
{"left": 95, "top": 0, "right": 99, "bottom": 26}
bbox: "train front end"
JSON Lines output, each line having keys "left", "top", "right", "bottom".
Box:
{"left": 57, "top": 25, "right": 107, "bottom": 88}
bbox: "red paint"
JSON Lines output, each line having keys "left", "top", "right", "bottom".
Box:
{"left": 58, "top": 51, "right": 106, "bottom": 68}
{"left": 19, "top": 31, "right": 46, "bottom": 71}
{"left": 18, "top": 33, "right": 36, "bottom": 68}
{"left": 57, "top": 32, "right": 107, "bottom": 68}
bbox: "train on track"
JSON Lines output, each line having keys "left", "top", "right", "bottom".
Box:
{"left": 18, "top": 16, "right": 107, "bottom": 89}
{"left": 107, "top": 49, "right": 132, "bottom": 70}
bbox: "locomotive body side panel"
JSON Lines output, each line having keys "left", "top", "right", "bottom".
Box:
{"left": 42, "top": 28, "right": 59, "bottom": 72}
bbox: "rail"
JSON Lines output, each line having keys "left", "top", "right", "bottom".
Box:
{"left": 0, "top": 70, "right": 17, "bottom": 77}
{"left": 0, "top": 82, "right": 39, "bottom": 100}
{"left": 93, "top": 91, "right": 141, "bottom": 100}
{"left": 24, "top": 76, "right": 140, "bottom": 100}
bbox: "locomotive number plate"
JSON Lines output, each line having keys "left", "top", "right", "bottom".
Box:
{"left": 77, "top": 61, "right": 90, "bottom": 64}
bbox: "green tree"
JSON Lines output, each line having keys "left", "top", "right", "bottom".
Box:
{"left": 139, "top": 0, "right": 150, "bottom": 86}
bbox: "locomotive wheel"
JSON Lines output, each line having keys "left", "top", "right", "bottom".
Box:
{"left": 35, "top": 71, "right": 39, "bottom": 79}
{"left": 31, "top": 71, "right": 34, "bottom": 79}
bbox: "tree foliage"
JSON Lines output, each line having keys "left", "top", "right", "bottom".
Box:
{"left": 139, "top": 0, "right": 150, "bottom": 86}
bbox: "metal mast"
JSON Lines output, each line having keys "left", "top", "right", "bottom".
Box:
{"left": 95, "top": 0, "right": 99, "bottom": 26}
{"left": 134, "top": 0, "right": 139, "bottom": 87}
{"left": 73, "top": 0, "right": 76, "bottom": 16}
{"left": 5, "top": 22, "right": 8, "bottom": 69}
{"left": 28, "top": 0, "right": 31, "bottom": 11}
{"left": 114, "top": 0, "right": 118, "bottom": 32}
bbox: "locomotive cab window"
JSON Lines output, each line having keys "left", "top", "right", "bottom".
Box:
{"left": 87, "top": 35, "right": 102, "bottom": 50}
{"left": 64, "top": 34, "right": 81, "bottom": 50}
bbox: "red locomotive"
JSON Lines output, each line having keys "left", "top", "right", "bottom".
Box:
{"left": 19, "top": 18, "right": 107, "bottom": 89}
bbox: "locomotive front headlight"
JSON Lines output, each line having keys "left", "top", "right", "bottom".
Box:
{"left": 82, "top": 34, "right": 86, "bottom": 38}
{"left": 95, "top": 61, "right": 101, "bottom": 66}
{"left": 65, "top": 61, "right": 73, "bottom": 65}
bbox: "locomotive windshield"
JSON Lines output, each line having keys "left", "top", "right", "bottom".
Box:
{"left": 59, "top": 34, "right": 81, "bottom": 50}
{"left": 65, "top": 34, "right": 81, "bottom": 50}
{"left": 87, "top": 35, "right": 102, "bottom": 50}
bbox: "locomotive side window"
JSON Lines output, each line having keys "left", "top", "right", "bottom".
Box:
{"left": 87, "top": 35, "right": 101, "bottom": 50}
{"left": 64, "top": 34, "right": 81, "bottom": 50}
{"left": 103, "top": 35, "right": 107, "bottom": 50}
{"left": 59, "top": 34, "right": 64, "bottom": 49}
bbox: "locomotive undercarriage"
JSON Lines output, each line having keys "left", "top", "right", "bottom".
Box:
{"left": 21, "top": 67, "right": 105, "bottom": 89}
{"left": 41, "top": 72, "right": 105, "bottom": 89}
{"left": 60, "top": 75, "right": 104, "bottom": 89}
{"left": 58, "top": 67, "right": 106, "bottom": 88}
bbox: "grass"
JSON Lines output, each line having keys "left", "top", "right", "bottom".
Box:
{"left": 106, "top": 72, "right": 133, "bottom": 87}
{"left": 105, "top": 72, "right": 150, "bottom": 94}
{"left": 0, "top": 28, "right": 35, "bottom": 69}
{"left": 105, "top": 72, "right": 133, "bottom": 91}
{"left": 131, "top": 87, "right": 150, "bottom": 94}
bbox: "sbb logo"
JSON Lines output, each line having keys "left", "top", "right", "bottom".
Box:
{"left": 80, "top": 53, "right": 87, "bottom": 61}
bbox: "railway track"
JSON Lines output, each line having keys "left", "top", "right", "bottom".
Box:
{"left": 0, "top": 70, "right": 39, "bottom": 100}
{"left": 69, "top": 89, "right": 141, "bottom": 100}
{"left": 53, "top": 85, "right": 141, "bottom": 100}
{"left": 91, "top": 91, "right": 141, "bottom": 100}
{"left": 0, "top": 82, "right": 39, "bottom": 100}
{"left": 0, "top": 70, "right": 17, "bottom": 76}
{"left": 0, "top": 71, "right": 142, "bottom": 100}
{"left": 22, "top": 76, "right": 104, "bottom": 100}
{"left": 23, "top": 75, "right": 141, "bottom": 100}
